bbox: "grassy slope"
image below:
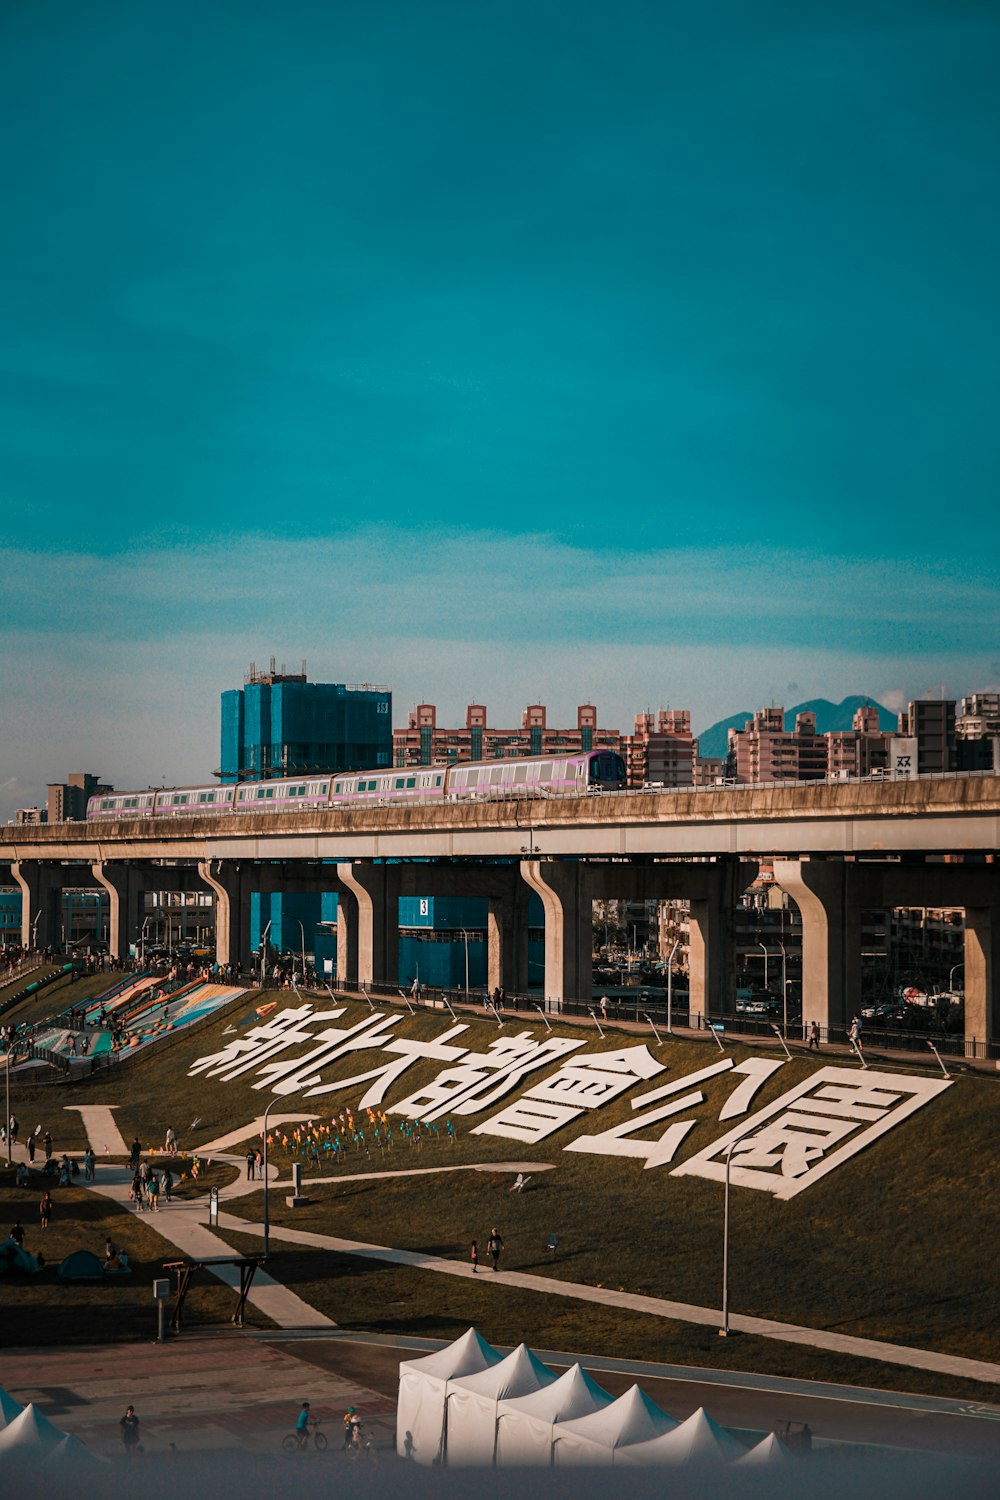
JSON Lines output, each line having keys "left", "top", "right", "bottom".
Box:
{"left": 7, "top": 991, "right": 1000, "bottom": 1391}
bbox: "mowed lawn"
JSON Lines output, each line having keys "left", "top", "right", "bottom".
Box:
{"left": 7, "top": 989, "right": 1000, "bottom": 1394}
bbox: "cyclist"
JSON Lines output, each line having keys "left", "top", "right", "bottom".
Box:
{"left": 296, "top": 1401, "right": 312, "bottom": 1448}
{"left": 343, "top": 1406, "right": 361, "bottom": 1450}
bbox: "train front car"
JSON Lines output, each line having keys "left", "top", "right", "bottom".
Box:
{"left": 587, "top": 751, "right": 627, "bottom": 790}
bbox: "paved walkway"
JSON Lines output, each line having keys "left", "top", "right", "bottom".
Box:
{"left": 8, "top": 1113, "right": 999, "bottom": 1390}
{"left": 215, "top": 1206, "right": 1000, "bottom": 1388}
{"left": 63, "top": 1103, "right": 129, "bottom": 1154}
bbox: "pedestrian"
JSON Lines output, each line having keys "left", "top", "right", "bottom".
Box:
{"left": 600, "top": 994, "right": 608, "bottom": 1021}
{"left": 470, "top": 1238, "right": 479, "bottom": 1273}
{"left": 849, "top": 1015, "right": 863, "bottom": 1051}
{"left": 39, "top": 1191, "right": 52, "bottom": 1230}
{"left": 8, "top": 1114, "right": 18, "bottom": 1144}
{"left": 487, "top": 1226, "right": 504, "bottom": 1272}
{"left": 43, "top": 1131, "right": 53, "bottom": 1161}
{"left": 147, "top": 1171, "right": 160, "bottom": 1212}
{"left": 120, "top": 1405, "right": 140, "bottom": 1458}
{"left": 27, "top": 1133, "right": 36, "bottom": 1164}
{"left": 162, "top": 1167, "right": 174, "bottom": 1202}
{"left": 131, "top": 1169, "right": 145, "bottom": 1212}
{"left": 808, "top": 1021, "right": 820, "bottom": 1050}
{"left": 164, "top": 1126, "right": 177, "bottom": 1153}
{"left": 254, "top": 1148, "right": 263, "bottom": 1177}
{"left": 10, "top": 1219, "right": 25, "bottom": 1246}
{"left": 129, "top": 1137, "right": 141, "bottom": 1169}
{"left": 246, "top": 1149, "right": 256, "bottom": 1180}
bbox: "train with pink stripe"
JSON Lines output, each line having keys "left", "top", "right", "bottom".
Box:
{"left": 86, "top": 750, "right": 627, "bottom": 820}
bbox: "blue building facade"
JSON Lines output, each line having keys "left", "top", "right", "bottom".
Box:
{"left": 220, "top": 666, "right": 391, "bottom": 783}
{"left": 218, "top": 665, "right": 391, "bottom": 958}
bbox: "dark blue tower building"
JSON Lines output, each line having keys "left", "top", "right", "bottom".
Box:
{"left": 218, "top": 662, "right": 391, "bottom": 960}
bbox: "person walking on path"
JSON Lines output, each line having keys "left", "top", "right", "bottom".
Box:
{"left": 164, "top": 1126, "right": 177, "bottom": 1153}
{"left": 849, "top": 1015, "right": 863, "bottom": 1052}
{"left": 39, "top": 1191, "right": 52, "bottom": 1230}
{"left": 600, "top": 995, "right": 608, "bottom": 1021}
{"left": 129, "top": 1137, "right": 141, "bottom": 1169}
{"left": 27, "top": 1133, "right": 36, "bottom": 1164}
{"left": 120, "top": 1405, "right": 140, "bottom": 1459}
{"left": 43, "top": 1131, "right": 53, "bottom": 1162}
{"left": 131, "top": 1169, "right": 145, "bottom": 1212}
{"left": 162, "top": 1167, "right": 174, "bottom": 1203}
{"left": 808, "top": 1021, "right": 820, "bottom": 1050}
{"left": 10, "top": 1219, "right": 25, "bottom": 1246}
{"left": 246, "top": 1149, "right": 256, "bottom": 1180}
{"left": 147, "top": 1171, "right": 160, "bottom": 1212}
{"left": 470, "top": 1238, "right": 479, "bottom": 1274}
{"left": 487, "top": 1227, "right": 504, "bottom": 1272}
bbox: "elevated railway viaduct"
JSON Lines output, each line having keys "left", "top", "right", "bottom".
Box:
{"left": 3, "top": 774, "right": 998, "bottom": 1047}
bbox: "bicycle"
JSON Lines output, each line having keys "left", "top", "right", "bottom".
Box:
{"left": 282, "top": 1418, "right": 328, "bottom": 1453}
{"left": 346, "top": 1429, "right": 377, "bottom": 1463}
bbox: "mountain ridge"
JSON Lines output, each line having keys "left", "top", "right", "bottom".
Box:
{"left": 695, "top": 695, "right": 897, "bottom": 761}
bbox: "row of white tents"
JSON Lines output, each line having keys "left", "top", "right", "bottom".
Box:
{"left": 396, "top": 1328, "right": 795, "bottom": 1468}
{"left": 0, "top": 1386, "right": 102, "bottom": 1469}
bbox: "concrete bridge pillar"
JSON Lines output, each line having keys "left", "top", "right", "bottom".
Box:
{"left": 90, "top": 862, "right": 144, "bottom": 962}
{"left": 198, "top": 861, "right": 253, "bottom": 972}
{"left": 773, "top": 859, "right": 863, "bottom": 1036}
{"left": 336, "top": 863, "right": 399, "bottom": 987}
{"left": 487, "top": 882, "right": 531, "bottom": 996}
{"left": 11, "top": 862, "right": 62, "bottom": 951}
{"left": 687, "top": 860, "right": 748, "bottom": 1021}
{"left": 964, "top": 904, "right": 1000, "bottom": 1053}
{"left": 520, "top": 860, "right": 591, "bottom": 1009}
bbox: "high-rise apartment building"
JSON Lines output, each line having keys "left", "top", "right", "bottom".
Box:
{"left": 627, "top": 710, "right": 695, "bottom": 788}
{"left": 897, "top": 699, "right": 956, "bottom": 776}
{"left": 728, "top": 709, "right": 827, "bottom": 784}
{"left": 220, "top": 660, "right": 391, "bottom": 782}
{"left": 47, "top": 773, "right": 112, "bottom": 823}
{"left": 393, "top": 703, "right": 622, "bottom": 768}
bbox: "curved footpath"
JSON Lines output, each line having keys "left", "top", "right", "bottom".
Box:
{"left": 10, "top": 1105, "right": 999, "bottom": 1389}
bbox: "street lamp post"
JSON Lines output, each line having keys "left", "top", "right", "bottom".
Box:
{"left": 779, "top": 942, "right": 787, "bottom": 1037}
{"left": 949, "top": 962, "right": 964, "bottom": 994}
{"left": 297, "top": 921, "right": 308, "bottom": 985}
{"left": 459, "top": 929, "right": 471, "bottom": 998}
{"left": 720, "top": 1133, "right": 754, "bottom": 1337}
{"left": 262, "top": 1095, "right": 283, "bottom": 1259}
{"left": 4, "top": 1051, "right": 11, "bottom": 1167}
{"left": 259, "top": 919, "right": 272, "bottom": 989}
{"left": 757, "top": 941, "right": 769, "bottom": 991}
{"left": 665, "top": 938, "right": 680, "bottom": 1033}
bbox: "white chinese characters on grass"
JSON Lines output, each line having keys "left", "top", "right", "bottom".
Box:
{"left": 471, "top": 1045, "right": 665, "bottom": 1144}
{"left": 561, "top": 1057, "right": 784, "bottom": 1168}
{"left": 671, "top": 1068, "right": 952, "bottom": 1199}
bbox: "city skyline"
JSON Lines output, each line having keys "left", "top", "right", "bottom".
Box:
{"left": 3, "top": 2, "right": 999, "bottom": 817}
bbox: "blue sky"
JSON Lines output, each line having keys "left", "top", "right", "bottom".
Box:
{"left": 2, "top": 2, "right": 999, "bottom": 815}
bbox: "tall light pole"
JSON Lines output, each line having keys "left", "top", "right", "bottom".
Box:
{"left": 259, "top": 919, "right": 272, "bottom": 989}
{"left": 949, "top": 962, "right": 964, "bottom": 994}
{"left": 459, "top": 929, "right": 470, "bottom": 997}
{"left": 4, "top": 1051, "right": 11, "bottom": 1167}
{"left": 720, "top": 1132, "right": 754, "bottom": 1337}
{"left": 262, "top": 1095, "right": 283, "bottom": 1258}
{"left": 779, "top": 941, "right": 787, "bottom": 1037}
{"left": 665, "top": 938, "right": 679, "bottom": 1033}
{"left": 757, "top": 942, "right": 769, "bottom": 991}
{"left": 297, "top": 921, "right": 308, "bottom": 985}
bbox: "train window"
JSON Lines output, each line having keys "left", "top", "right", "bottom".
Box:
{"left": 435, "top": 776, "right": 443, "bottom": 786}
{"left": 540, "top": 764, "right": 553, "bottom": 780}
{"left": 406, "top": 778, "right": 416, "bottom": 788}
{"left": 395, "top": 778, "right": 405, "bottom": 789}
{"left": 515, "top": 765, "right": 528, "bottom": 782}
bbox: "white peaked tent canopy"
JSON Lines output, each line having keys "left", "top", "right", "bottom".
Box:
{"left": 40, "top": 1432, "right": 101, "bottom": 1468}
{"left": 552, "top": 1383, "right": 677, "bottom": 1466}
{"left": 616, "top": 1405, "right": 748, "bottom": 1467}
{"left": 734, "top": 1431, "right": 795, "bottom": 1468}
{"left": 0, "top": 1403, "right": 68, "bottom": 1456}
{"left": 396, "top": 1327, "right": 501, "bottom": 1464}
{"left": 495, "top": 1363, "right": 613, "bottom": 1467}
{"left": 445, "top": 1343, "right": 556, "bottom": 1466}
{"left": 0, "top": 1390, "right": 25, "bottom": 1429}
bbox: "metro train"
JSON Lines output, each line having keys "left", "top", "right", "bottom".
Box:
{"left": 85, "top": 749, "right": 628, "bottom": 819}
